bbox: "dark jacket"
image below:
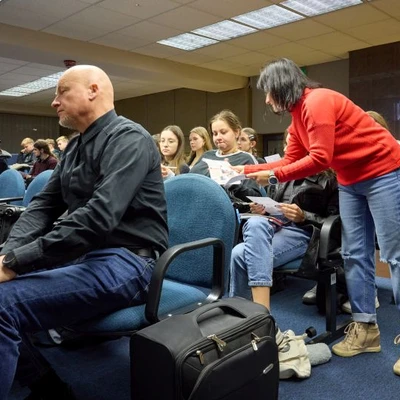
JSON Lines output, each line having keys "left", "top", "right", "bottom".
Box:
{"left": 269, "top": 172, "right": 339, "bottom": 276}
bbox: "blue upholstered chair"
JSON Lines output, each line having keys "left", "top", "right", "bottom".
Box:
{"left": 0, "top": 169, "right": 25, "bottom": 205}
{"left": 75, "top": 174, "right": 238, "bottom": 334}
{"left": 23, "top": 170, "right": 53, "bottom": 206}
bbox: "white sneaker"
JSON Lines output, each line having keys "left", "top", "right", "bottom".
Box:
{"left": 302, "top": 285, "right": 317, "bottom": 305}
{"left": 278, "top": 330, "right": 311, "bottom": 379}
{"left": 341, "top": 296, "right": 380, "bottom": 314}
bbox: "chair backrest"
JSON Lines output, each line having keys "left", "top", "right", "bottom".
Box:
{"left": 0, "top": 169, "right": 25, "bottom": 205}
{"left": 23, "top": 170, "right": 53, "bottom": 206}
{"left": 164, "top": 174, "right": 237, "bottom": 291}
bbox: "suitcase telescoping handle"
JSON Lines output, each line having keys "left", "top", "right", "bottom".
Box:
{"left": 189, "top": 297, "right": 269, "bottom": 326}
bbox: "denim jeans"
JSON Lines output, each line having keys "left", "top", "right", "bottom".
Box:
{"left": 0, "top": 247, "right": 154, "bottom": 399}
{"left": 339, "top": 169, "right": 400, "bottom": 324}
{"left": 229, "top": 217, "right": 311, "bottom": 300}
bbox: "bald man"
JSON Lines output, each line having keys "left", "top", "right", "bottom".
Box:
{"left": 0, "top": 66, "right": 168, "bottom": 399}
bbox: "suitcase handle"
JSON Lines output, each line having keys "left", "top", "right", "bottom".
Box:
{"left": 189, "top": 298, "right": 268, "bottom": 325}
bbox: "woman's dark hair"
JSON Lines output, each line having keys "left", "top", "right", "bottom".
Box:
{"left": 257, "top": 58, "right": 321, "bottom": 113}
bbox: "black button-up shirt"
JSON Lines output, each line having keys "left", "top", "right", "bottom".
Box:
{"left": 2, "top": 110, "right": 168, "bottom": 274}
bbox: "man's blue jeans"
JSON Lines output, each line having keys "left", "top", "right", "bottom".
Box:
{"left": 0, "top": 247, "right": 154, "bottom": 399}
{"left": 339, "top": 168, "right": 400, "bottom": 324}
{"left": 229, "top": 217, "right": 311, "bottom": 300}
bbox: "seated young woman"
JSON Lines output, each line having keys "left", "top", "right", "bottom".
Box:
{"left": 187, "top": 126, "right": 213, "bottom": 169}
{"left": 159, "top": 125, "right": 190, "bottom": 179}
{"left": 190, "top": 109, "right": 263, "bottom": 200}
{"left": 230, "top": 133, "right": 339, "bottom": 311}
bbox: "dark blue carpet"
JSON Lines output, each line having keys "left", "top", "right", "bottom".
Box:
{"left": 10, "top": 276, "right": 400, "bottom": 399}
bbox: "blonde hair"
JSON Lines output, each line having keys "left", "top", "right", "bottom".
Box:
{"left": 366, "top": 110, "right": 390, "bottom": 131}
{"left": 209, "top": 110, "right": 242, "bottom": 137}
{"left": 56, "top": 136, "right": 69, "bottom": 143}
{"left": 241, "top": 127, "right": 258, "bottom": 156}
{"left": 21, "top": 137, "right": 34, "bottom": 146}
{"left": 187, "top": 126, "right": 213, "bottom": 166}
{"left": 160, "top": 125, "right": 187, "bottom": 175}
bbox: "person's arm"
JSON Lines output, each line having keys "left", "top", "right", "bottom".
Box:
{"left": 3, "top": 130, "right": 155, "bottom": 274}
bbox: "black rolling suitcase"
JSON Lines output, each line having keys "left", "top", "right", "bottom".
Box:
{"left": 130, "top": 297, "right": 279, "bottom": 400}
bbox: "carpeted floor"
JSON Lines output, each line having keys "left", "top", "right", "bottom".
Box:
{"left": 10, "top": 276, "right": 400, "bottom": 400}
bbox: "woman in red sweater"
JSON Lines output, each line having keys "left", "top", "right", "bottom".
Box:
{"left": 238, "top": 58, "right": 400, "bottom": 374}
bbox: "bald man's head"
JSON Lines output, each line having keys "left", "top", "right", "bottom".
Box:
{"left": 52, "top": 65, "right": 115, "bottom": 133}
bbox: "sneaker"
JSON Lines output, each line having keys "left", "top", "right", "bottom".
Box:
{"left": 302, "top": 284, "right": 317, "bottom": 305}
{"left": 332, "top": 321, "right": 381, "bottom": 357}
{"left": 341, "top": 296, "right": 380, "bottom": 314}
{"left": 278, "top": 330, "right": 311, "bottom": 379}
{"left": 394, "top": 335, "right": 400, "bottom": 376}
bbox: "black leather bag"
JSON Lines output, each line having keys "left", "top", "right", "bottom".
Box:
{"left": 130, "top": 297, "right": 279, "bottom": 400}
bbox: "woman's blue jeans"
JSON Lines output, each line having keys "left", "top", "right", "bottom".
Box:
{"left": 339, "top": 168, "right": 400, "bottom": 324}
{"left": 229, "top": 217, "right": 311, "bottom": 300}
{"left": 0, "top": 247, "right": 154, "bottom": 399}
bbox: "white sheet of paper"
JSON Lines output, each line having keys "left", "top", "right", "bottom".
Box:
{"left": 264, "top": 154, "right": 282, "bottom": 163}
{"left": 202, "top": 158, "right": 244, "bottom": 187}
{"left": 247, "top": 196, "right": 283, "bottom": 215}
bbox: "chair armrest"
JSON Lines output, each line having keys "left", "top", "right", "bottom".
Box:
{"left": 145, "top": 237, "right": 224, "bottom": 324}
{"left": 0, "top": 197, "right": 24, "bottom": 203}
{"left": 319, "top": 215, "right": 341, "bottom": 260}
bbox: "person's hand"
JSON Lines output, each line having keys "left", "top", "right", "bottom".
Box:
{"left": 278, "top": 203, "right": 306, "bottom": 223}
{"left": 249, "top": 203, "right": 265, "bottom": 215}
{"left": 246, "top": 171, "right": 272, "bottom": 186}
{"left": 231, "top": 165, "right": 244, "bottom": 174}
{"left": 161, "top": 165, "right": 175, "bottom": 179}
{"left": 0, "top": 255, "right": 17, "bottom": 283}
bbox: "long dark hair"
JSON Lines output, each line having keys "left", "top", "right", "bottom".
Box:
{"left": 257, "top": 58, "right": 321, "bottom": 113}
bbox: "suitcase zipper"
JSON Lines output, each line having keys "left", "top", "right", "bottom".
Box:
{"left": 175, "top": 314, "right": 274, "bottom": 397}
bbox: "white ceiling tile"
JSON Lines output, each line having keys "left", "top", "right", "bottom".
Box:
{"left": 0, "top": 57, "right": 28, "bottom": 66}
{"left": 361, "top": 0, "right": 400, "bottom": 18}
{"left": 314, "top": 3, "right": 389, "bottom": 30}
{"left": 297, "top": 32, "right": 369, "bottom": 51}
{"left": 199, "top": 59, "right": 244, "bottom": 72}
{"left": 149, "top": 6, "right": 221, "bottom": 31}
{"left": 228, "top": 32, "right": 288, "bottom": 51}
{"left": 91, "top": 33, "right": 153, "bottom": 50}
{"left": 43, "top": 21, "right": 111, "bottom": 41}
{"left": 345, "top": 19, "right": 400, "bottom": 44}
{"left": 196, "top": 43, "right": 248, "bottom": 58}
{"left": 224, "top": 52, "right": 268, "bottom": 66}
{"left": 118, "top": 21, "right": 183, "bottom": 41}
{"left": 189, "top": 0, "right": 273, "bottom": 18}
{"left": 226, "top": 65, "right": 264, "bottom": 77}
{"left": 60, "top": 7, "right": 140, "bottom": 32}
{"left": 270, "top": 19, "right": 334, "bottom": 41}
{"left": 0, "top": 5, "right": 58, "bottom": 30}
{"left": 98, "top": 0, "right": 181, "bottom": 19}
{"left": 167, "top": 52, "right": 217, "bottom": 65}
{"left": 133, "top": 43, "right": 187, "bottom": 58}
{"left": 8, "top": 0, "right": 91, "bottom": 21}
{"left": 259, "top": 42, "right": 314, "bottom": 57}
{"left": 291, "top": 51, "right": 342, "bottom": 67}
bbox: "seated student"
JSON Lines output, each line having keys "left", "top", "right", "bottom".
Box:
{"left": 230, "top": 133, "right": 339, "bottom": 311}
{"left": 46, "top": 138, "right": 61, "bottom": 159}
{"left": 190, "top": 110, "right": 262, "bottom": 200}
{"left": 160, "top": 125, "right": 190, "bottom": 179}
{"left": 239, "top": 127, "right": 266, "bottom": 164}
{"left": 24, "top": 139, "right": 58, "bottom": 186}
{"left": 56, "top": 135, "right": 70, "bottom": 156}
{"left": 0, "top": 65, "right": 168, "bottom": 399}
{"left": 187, "top": 126, "right": 213, "bottom": 169}
{"left": 0, "top": 140, "right": 11, "bottom": 175}
{"left": 12, "top": 137, "right": 36, "bottom": 172}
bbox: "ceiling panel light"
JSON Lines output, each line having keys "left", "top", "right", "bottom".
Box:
{"left": 281, "top": 0, "right": 362, "bottom": 17}
{"left": 0, "top": 71, "right": 64, "bottom": 97}
{"left": 232, "top": 5, "right": 304, "bottom": 30}
{"left": 158, "top": 33, "right": 218, "bottom": 51}
{"left": 192, "top": 20, "right": 257, "bottom": 41}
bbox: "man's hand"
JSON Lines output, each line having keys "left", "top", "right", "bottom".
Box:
{"left": 279, "top": 203, "right": 306, "bottom": 223}
{"left": 0, "top": 255, "right": 17, "bottom": 283}
{"left": 246, "top": 171, "right": 272, "bottom": 186}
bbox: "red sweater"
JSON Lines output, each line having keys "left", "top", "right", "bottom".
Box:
{"left": 245, "top": 88, "right": 400, "bottom": 185}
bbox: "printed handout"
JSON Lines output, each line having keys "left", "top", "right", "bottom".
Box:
{"left": 202, "top": 158, "right": 246, "bottom": 188}
{"left": 246, "top": 196, "right": 283, "bottom": 215}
